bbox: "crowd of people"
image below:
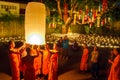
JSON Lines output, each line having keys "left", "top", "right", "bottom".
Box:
{"left": 46, "top": 33, "right": 120, "bottom": 48}
{"left": 79, "top": 43, "right": 120, "bottom": 80}
{"left": 49, "top": 35, "right": 120, "bottom": 80}
{"left": 8, "top": 34, "right": 120, "bottom": 80}
{"left": 9, "top": 40, "right": 58, "bottom": 80}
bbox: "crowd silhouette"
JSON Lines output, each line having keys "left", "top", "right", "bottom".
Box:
{"left": 2, "top": 34, "right": 120, "bottom": 80}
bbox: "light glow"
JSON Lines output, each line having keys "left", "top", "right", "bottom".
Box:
{"left": 27, "top": 34, "right": 44, "bottom": 45}
{"left": 25, "top": 2, "right": 46, "bottom": 45}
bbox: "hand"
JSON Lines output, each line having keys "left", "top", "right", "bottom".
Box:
{"left": 37, "top": 46, "right": 41, "bottom": 51}
{"left": 22, "top": 43, "right": 26, "bottom": 48}
{"left": 108, "top": 59, "right": 112, "bottom": 63}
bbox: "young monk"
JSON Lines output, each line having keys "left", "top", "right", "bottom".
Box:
{"left": 9, "top": 40, "right": 25, "bottom": 80}
{"left": 80, "top": 43, "right": 89, "bottom": 72}
{"left": 108, "top": 48, "right": 120, "bottom": 80}
{"left": 48, "top": 43, "right": 58, "bottom": 80}
{"left": 33, "top": 45, "right": 42, "bottom": 79}
{"left": 39, "top": 44, "right": 51, "bottom": 79}
{"left": 106, "top": 49, "right": 115, "bottom": 77}
{"left": 21, "top": 46, "right": 39, "bottom": 80}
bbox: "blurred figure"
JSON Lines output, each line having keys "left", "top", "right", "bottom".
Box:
{"left": 48, "top": 43, "right": 58, "bottom": 80}
{"left": 80, "top": 43, "right": 89, "bottom": 72}
{"left": 9, "top": 40, "right": 25, "bottom": 80}
{"left": 108, "top": 48, "right": 120, "bottom": 80}
{"left": 62, "top": 36, "right": 69, "bottom": 60}
{"left": 91, "top": 46, "right": 99, "bottom": 78}
{"left": 21, "top": 46, "right": 39, "bottom": 80}
{"left": 71, "top": 40, "right": 79, "bottom": 52}
{"left": 32, "top": 45, "right": 42, "bottom": 79}
{"left": 106, "top": 49, "right": 115, "bottom": 77}
{"left": 57, "top": 37, "right": 63, "bottom": 60}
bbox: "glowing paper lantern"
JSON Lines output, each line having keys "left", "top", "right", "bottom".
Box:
{"left": 25, "top": 2, "right": 46, "bottom": 45}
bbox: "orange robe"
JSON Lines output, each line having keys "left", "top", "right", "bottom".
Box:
{"left": 48, "top": 53, "right": 58, "bottom": 80}
{"left": 21, "top": 55, "right": 36, "bottom": 80}
{"left": 108, "top": 55, "right": 120, "bottom": 80}
{"left": 42, "top": 50, "right": 50, "bottom": 75}
{"left": 80, "top": 48, "right": 89, "bottom": 71}
{"left": 9, "top": 51, "right": 21, "bottom": 80}
{"left": 34, "top": 52, "right": 42, "bottom": 75}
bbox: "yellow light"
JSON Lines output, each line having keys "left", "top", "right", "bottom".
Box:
{"left": 27, "top": 34, "right": 44, "bottom": 45}
{"left": 25, "top": 2, "right": 46, "bottom": 45}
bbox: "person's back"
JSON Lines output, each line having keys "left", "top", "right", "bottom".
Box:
{"left": 48, "top": 43, "right": 58, "bottom": 80}
{"left": 40, "top": 44, "right": 51, "bottom": 79}
{"left": 21, "top": 47, "right": 38, "bottom": 80}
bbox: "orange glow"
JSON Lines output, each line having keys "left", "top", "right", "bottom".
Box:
{"left": 26, "top": 34, "right": 45, "bottom": 45}
{"left": 25, "top": 2, "right": 46, "bottom": 45}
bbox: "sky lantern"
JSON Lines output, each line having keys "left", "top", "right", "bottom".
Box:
{"left": 25, "top": 2, "right": 46, "bottom": 45}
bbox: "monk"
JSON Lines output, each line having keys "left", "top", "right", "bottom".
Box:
{"left": 33, "top": 45, "right": 42, "bottom": 78}
{"left": 48, "top": 43, "right": 58, "bottom": 80}
{"left": 108, "top": 48, "right": 120, "bottom": 80}
{"left": 80, "top": 43, "right": 89, "bottom": 71}
{"left": 21, "top": 46, "right": 39, "bottom": 80}
{"left": 9, "top": 40, "right": 25, "bottom": 80}
{"left": 39, "top": 44, "right": 51, "bottom": 79}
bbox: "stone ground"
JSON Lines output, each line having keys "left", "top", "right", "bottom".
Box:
{"left": 58, "top": 49, "right": 107, "bottom": 80}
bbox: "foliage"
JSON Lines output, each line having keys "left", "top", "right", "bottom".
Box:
{"left": 44, "top": 0, "right": 57, "bottom": 10}
{"left": 39, "top": 0, "right": 120, "bottom": 35}
{"left": 89, "top": 24, "right": 96, "bottom": 34}
{"left": 95, "top": 27, "right": 102, "bottom": 34}
{"left": 46, "top": 23, "right": 62, "bottom": 35}
{"left": 70, "top": 24, "right": 85, "bottom": 34}
{"left": 0, "top": 14, "right": 24, "bottom": 23}
{"left": 84, "top": 24, "right": 90, "bottom": 34}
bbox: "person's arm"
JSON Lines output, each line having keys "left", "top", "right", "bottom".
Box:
{"left": 50, "top": 49, "right": 58, "bottom": 53}
{"left": 35, "top": 49, "right": 40, "bottom": 57}
{"left": 18, "top": 42, "right": 26, "bottom": 51}
{"left": 10, "top": 48, "right": 19, "bottom": 53}
{"left": 37, "top": 46, "right": 44, "bottom": 52}
{"left": 10, "top": 42, "right": 26, "bottom": 54}
{"left": 108, "top": 59, "right": 114, "bottom": 64}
